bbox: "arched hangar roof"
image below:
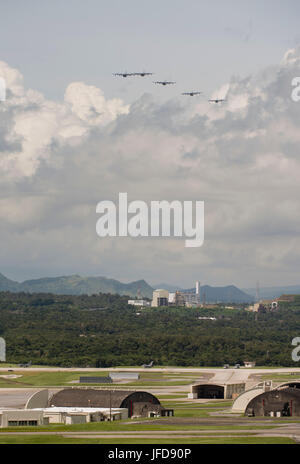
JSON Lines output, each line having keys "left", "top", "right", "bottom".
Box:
{"left": 48, "top": 389, "right": 161, "bottom": 409}
{"left": 276, "top": 380, "right": 300, "bottom": 390}
{"left": 231, "top": 387, "right": 265, "bottom": 412}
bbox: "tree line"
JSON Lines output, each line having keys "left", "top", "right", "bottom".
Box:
{"left": 0, "top": 291, "right": 299, "bottom": 367}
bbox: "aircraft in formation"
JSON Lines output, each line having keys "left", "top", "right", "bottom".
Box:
{"left": 135, "top": 72, "right": 153, "bottom": 77}
{"left": 153, "top": 81, "right": 176, "bottom": 86}
{"left": 113, "top": 72, "right": 153, "bottom": 78}
{"left": 181, "top": 91, "right": 203, "bottom": 97}
{"left": 209, "top": 98, "right": 226, "bottom": 103}
{"left": 113, "top": 72, "right": 226, "bottom": 102}
{"left": 113, "top": 72, "right": 135, "bottom": 78}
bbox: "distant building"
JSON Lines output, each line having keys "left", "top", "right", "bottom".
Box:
{"left": 247, "top": 300, "right": 278, "bottom": 313}
{"left": 128, "top": 300, "right": 150, "bottom": 307}
{"left": 182, "top": 292, "right": 198, "bottom": 306}
{"left": 0, "top": 407, "right": 128, "bottom": 427}
{"left": 168, "top": 293, "right": 175, "bottom": 304}
{"left": 181, "top": 281, "right": 202, "bottom": 307}
{"left": 277, "top": 295, "right": 298, "bottom": 303}
{"left": 0, "top": 409, "right": 47, "bottom": 427}
{"left": 79, "top": 376, "right": 112, "bottom": 384}
{"left": 174, "top": 292, "right": 202, "bottom": 307}
{"left": 151, "top": 289, "right": 169, "bottom": 307}
{"left": 165, "top": 281, "right": 203, "bottom": 308}
{"left": 41, "top": 406, "right": 128, "bottom": 423}
{"left": 174, "top": 291, "right": 186, "bottom": 306}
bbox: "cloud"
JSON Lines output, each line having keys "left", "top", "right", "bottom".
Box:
{"left": 0, "top": 62, "right": 129, "bottom": 179}
{"left": 0, "top": 49, "right": 300, "bottom": 287}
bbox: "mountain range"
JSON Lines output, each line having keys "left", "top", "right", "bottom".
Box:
{"left": 0, "top": 273, "right": 153, "bottom": 298}
{"left": 0, "top": 272, "right": 254, "bottom": 303}
{"left": 182, "top": 285, "right": 253, "bottom": 304}
{"left": 243, "top": 285, "right": 300, "bottom": 300}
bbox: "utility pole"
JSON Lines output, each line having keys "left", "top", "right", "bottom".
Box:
{"left": 109, "top": 389, "right": 112, "bottom": 421}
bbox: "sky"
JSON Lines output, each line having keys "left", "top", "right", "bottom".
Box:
{"left": 0, "top": 0, "right": 300, "bottom": 288}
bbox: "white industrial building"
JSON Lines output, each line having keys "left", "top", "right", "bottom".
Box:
{"left": 151, "top": 289, "right": 169, "bottom": 307}
{"left": 152, "top": 281, "right": 201, "bottom": 308}
{"left": 168, "top": 293, "right": 176, "bottom": 304}
{"left": 0, "top": 409, "right": 48, "bottom": 428}
{"left": 0, "top": 406, "right": 128, "bottom": 427}
{"left": 38, "top": 407, "right": 128, "bottom": 424}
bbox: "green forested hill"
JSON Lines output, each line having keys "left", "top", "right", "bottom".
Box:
{"left": 0, "top": 292, "right": 299, "bottom": 368}
{"left": 0, "top": 274, "right": 153, "bottom": 298}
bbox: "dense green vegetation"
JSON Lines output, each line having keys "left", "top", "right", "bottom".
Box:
{"left": 0, "top": 291, "right": 300, "bottom": 367}
{"left": 0, "top": 272, "right": 154, "bottom": 298}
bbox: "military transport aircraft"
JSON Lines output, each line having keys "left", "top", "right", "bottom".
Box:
{"left": 113, "top": 72, "right": 136, "bottom": 78}
{"left": 182, "top": 91, "right": 203, "bottom": 96}
{"left": 134, "top": 72, "right": 154, "bottom": 77}
{"left": 153, "top": 81, "right": 176, "bottom": 86}
{"left": 208, "top": 98, "right": 226, "bottom": 103}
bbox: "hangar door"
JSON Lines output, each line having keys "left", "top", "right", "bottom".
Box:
{"left": 193, "top": 384, "right": 224, "bottom": 399}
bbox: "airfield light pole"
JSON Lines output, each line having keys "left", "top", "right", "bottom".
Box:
{"left": 109, "top": 390, "right": 112, "bottom": 421}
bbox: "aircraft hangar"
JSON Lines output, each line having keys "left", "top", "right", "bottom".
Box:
{"left": 245, "top": 388, "right": 300, "bottom": 417}
{"left": 188, "top": 382, "right": 245, "bottom": 400}
{"left": 231, "top": 380, "right": 300, "bottom": 414}
{"left": 48, "top": 388, "right": 174, "bottom": 418}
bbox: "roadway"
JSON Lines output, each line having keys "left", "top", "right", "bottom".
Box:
{"left": 1, "top": 366, "right": 300, "bottom": 375}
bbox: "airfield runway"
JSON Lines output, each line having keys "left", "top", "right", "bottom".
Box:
{"left": 0, "top": 366, "right": 300, "bottom": 408}
{"left": 1, "top": 366, "right": 300, "bottom": 377}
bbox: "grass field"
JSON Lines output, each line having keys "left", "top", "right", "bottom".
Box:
{"left": 0, "top": 416, "right": 290, "bottom": 433}
{"left": 260, "top": 373, "right": 300, "bottom": 382}
{"left": 0, "top": 435, "right": 295, "bottom": 444}
{"left": 0, "top": 370, "right": 204, "bottom": 388}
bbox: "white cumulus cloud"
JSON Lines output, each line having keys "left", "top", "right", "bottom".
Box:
{"left": 0, "top": 49, "right": 300, "bottom": 287}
